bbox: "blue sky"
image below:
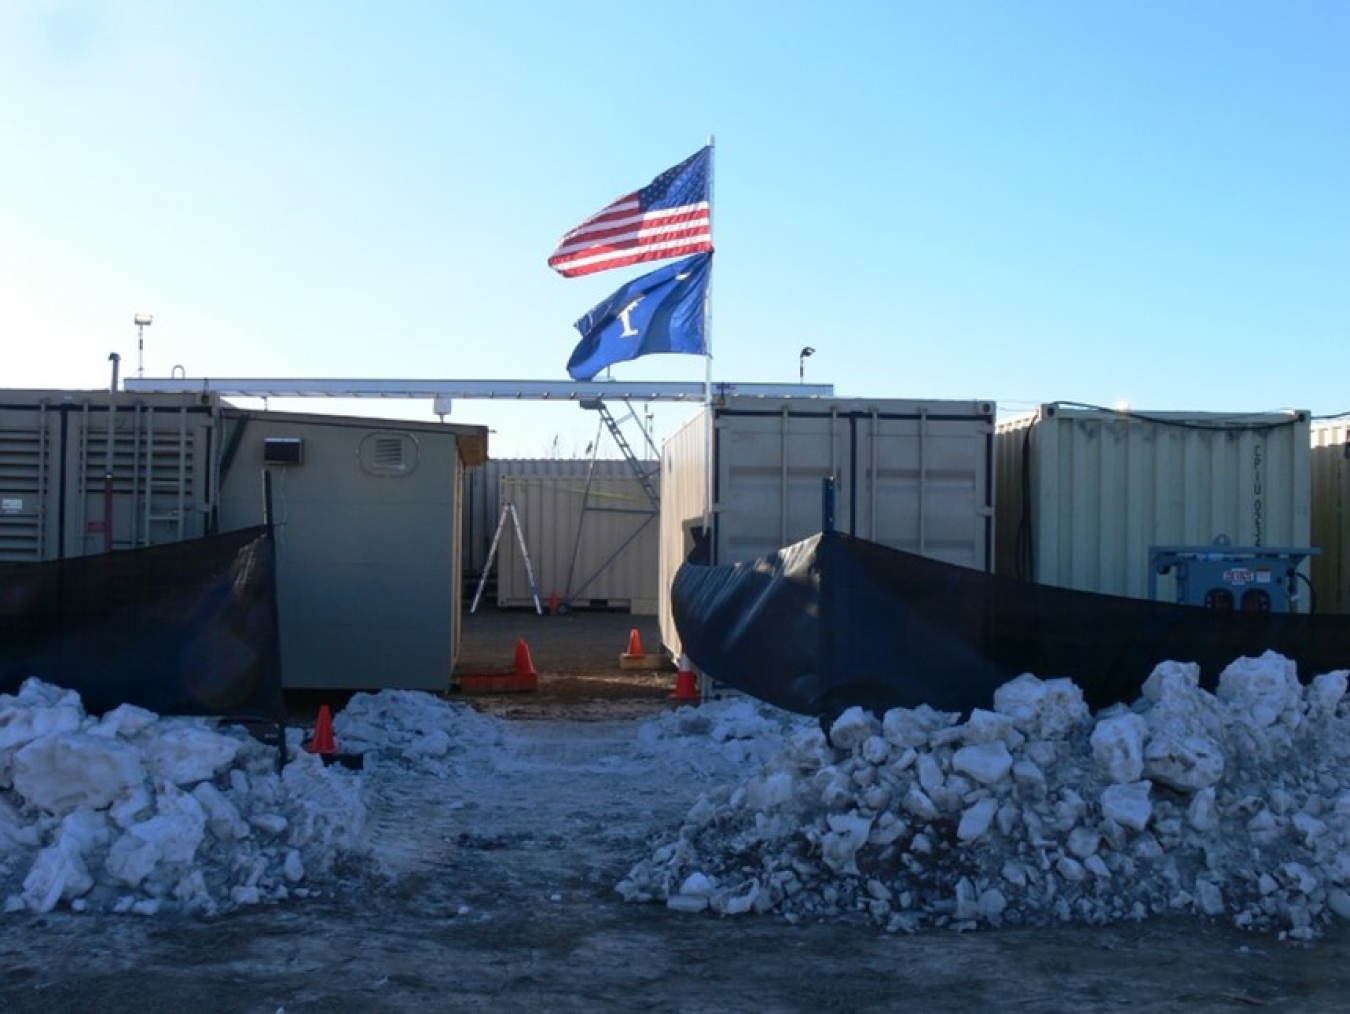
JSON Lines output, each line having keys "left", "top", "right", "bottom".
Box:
{"left": 2, "top": 1, "right": 1346, "bottom": 457}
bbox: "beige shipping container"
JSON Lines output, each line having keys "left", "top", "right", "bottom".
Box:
{"left": 1311, "top": 419, "right": 1350, "bottom": 613}
{"left": 995, "top": 404, "right": 1313, "bottom": 604}
{"left": 659, "top": 397, "right": 996, "bottom": 656}
{"left": 463, "top": 458, "right": 654, "bottom": 573}
{"left": 0, "top": 389, "right": 217, "bottom": 562}
{"left": 467, "top": 459, "right": 650, "bottom": 575}
{"left": 491, "top": 469, "right": 660, "bottom": 614}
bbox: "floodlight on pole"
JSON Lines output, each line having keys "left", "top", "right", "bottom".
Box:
{"left": 133, "top": 313, "right": 153, "bottom": 378}
{"left": 798, "top": 346, "right": 815, "bottom": 383}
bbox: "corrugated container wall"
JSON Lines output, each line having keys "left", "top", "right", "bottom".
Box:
{"left": 659, "top": 410, "right": 709, "bottom": 653}
{"left": 1310, "top": 419, "right": 1350, "bottom": 613}
{"left": 995, "top": 404, "right": 1313, "bottom": 604}
{"left": 464, "top": 458, "right": 660, "bottom": 614}
{"left": 1, "top": 390, "right": 216, "bottom": 562}
{"left": 659, "top": 398, "right": 996, "bottom": 656}
{"left": 464, "top": 459, "right": 603, "bottom": 574}
{"left": 217, "top": 410, "right": 485, "bottom": 692}
{"left": 492, "top": 471, "right": 660, "bottom": 613}
{"left": 464, "top": 458, "right": 650, "bottom": 569}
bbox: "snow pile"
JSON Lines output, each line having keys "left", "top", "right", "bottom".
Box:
{"left": 633, "top": 697, "right": 808, "bottom": 772}
{"left": 0, "top": 679, "right": 367, "bottom": 916}
{"left": 619, "top": 651, "right": 1350, "bottom": 942}
{"left": 332, "top": 688, "right": 506, "bottom": 772}
{"left": 10, "top": 648, "right": 1350, "bottom": 942}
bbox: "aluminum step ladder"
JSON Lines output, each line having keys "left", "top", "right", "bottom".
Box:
{"left": 470, "top": 502, "right": 543, "bottom": 614}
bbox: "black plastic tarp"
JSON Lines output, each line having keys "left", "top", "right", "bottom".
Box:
{"left": 0, "top": 526, "right": 285, "bottom": 721}
{"left": 672, "top": 530, "right": 1350, "bottom": 720}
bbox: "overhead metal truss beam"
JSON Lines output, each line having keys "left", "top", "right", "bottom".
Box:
{"left": 122, "top": 377, "right": 835, "bottom": 406}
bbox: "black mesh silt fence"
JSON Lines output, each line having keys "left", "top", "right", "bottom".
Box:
{"left": 673, "top": 531, "right": 1350, "bottom": 721}
{"left": 0, "top": 526, "right": 285, "bottom": 722}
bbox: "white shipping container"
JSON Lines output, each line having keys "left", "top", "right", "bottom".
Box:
{"left": 659, "top": 397, "right": 996, "bottom": 656}
{"left": 995, "top": 404, "right": 1313, "bottom": 604}
{"left": 1310, "top": 420, "right": 1350, "bottom": 613}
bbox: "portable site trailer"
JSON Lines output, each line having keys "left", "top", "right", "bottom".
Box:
{"left": 0, "top": 389, "right": 218, "bottom": 563}
{"left": 1311, "top": 419, "right": 1350, "bottom": 614}
{"left": 216, "top": 408, "right": 487, "bottom": 691}
{"left": 658, "top": 397, "right": 996, "bottom": 657}
{"left": 994, "top": 404, "right": 1313, "bottom": 607}
{"left": 464, "top": 458, "right": 660, "bottom": 614}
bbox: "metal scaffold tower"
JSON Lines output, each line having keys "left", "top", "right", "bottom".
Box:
{"left": 582, "top": 397, "right": 659, "bottom": 511}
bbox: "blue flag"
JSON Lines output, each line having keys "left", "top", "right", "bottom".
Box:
{"left": 566, "top": 251, "right": 712, "bottom": 381}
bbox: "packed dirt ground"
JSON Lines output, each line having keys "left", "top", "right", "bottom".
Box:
{"left": 450, "top": 606, "right": 678, "bottom": 719}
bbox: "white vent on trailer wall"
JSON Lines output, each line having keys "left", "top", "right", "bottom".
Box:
{"left": 360, "top": 431, "right": 419, "bottom": 476}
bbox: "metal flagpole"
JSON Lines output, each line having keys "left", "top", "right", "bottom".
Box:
{"left": 702, "top": 135, "right": 715, "bottom": 543}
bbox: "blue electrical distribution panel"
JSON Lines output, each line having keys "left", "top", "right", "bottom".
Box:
{"left": 1149, "top": 536, "right": 1319, "bottom": 613}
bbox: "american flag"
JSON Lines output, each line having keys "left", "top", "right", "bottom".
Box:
{"left": 548, "top": 147, "right": 713, "bottom": 278}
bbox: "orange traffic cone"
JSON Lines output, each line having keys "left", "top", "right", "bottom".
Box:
{"left": 306, "top": 704, "right": 337, "bottom": 755}
{"left": 671, "top": 658, "right": 700, "bottom": 702}
{"left": 510, "top": 638, "right": 539, "bottom": 690}
{"left": 620, "top": 627, "right": 667, "bottom": 670}
{"left": 623, "top": 628, "right": 645, "bottom": 659}
{"left": 514, "top": 638, "right": 537, "bottom": 677}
